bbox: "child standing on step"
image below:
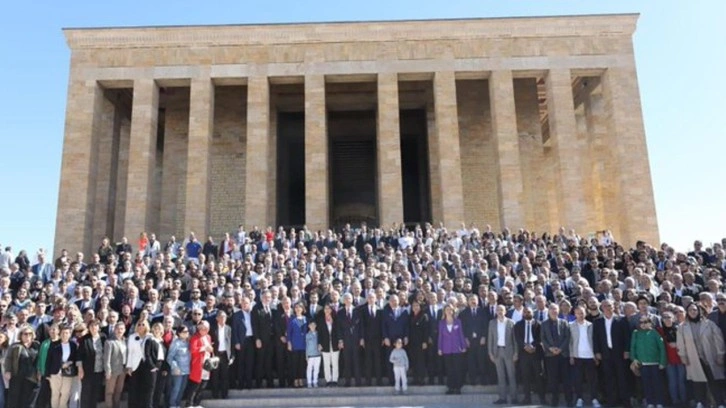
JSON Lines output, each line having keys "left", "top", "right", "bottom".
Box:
{"left": 389, "top": 338, "right": 409, "bottom": 394}
{"left": 306, "top": 321, "right": 322, "bottom": 388}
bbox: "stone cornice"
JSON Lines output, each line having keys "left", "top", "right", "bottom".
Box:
{"left": 64, "top": 14, "right": 639, "bottom": 50}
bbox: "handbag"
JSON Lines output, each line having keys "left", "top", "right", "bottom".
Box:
{"left": 203, "top": 356, "right": 220, "bottom": 371}
{"left": 61, "top": 364, "right": 78, "bottom": 377}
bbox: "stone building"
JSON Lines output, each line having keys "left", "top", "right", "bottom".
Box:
{"left": 55, "top": 14, "right": 659, "bottom": 255}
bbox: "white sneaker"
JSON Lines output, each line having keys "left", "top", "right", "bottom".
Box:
{"left": 592, "top": 399, "right": 601, "bottom": 408}
{"left": 646, "top": 405, "right": 654, "bottom": 408}
{"left": 576, "top": 398, "right": 584, "bottom": 408}
{"left": 695, "top": 404, "right": 704, "bottom": 408}
{"left": 656, "top": 405, "right": 664, "bottom": 408}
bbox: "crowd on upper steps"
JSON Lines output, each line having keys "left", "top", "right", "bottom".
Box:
{"left": 0, "top": 223, "right": 724, "bottom": 408}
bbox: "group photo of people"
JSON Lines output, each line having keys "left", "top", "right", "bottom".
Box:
{"left": 0, "top": 223, "right": 724, "bottom": 408}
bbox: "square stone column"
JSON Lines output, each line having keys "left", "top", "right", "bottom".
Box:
{"left": 489, "top": 70, "right": 525, "bottom": 231}
{"left": 184, "top": 76, "right": 214, "bottom": 238}
{"left": 245, "top": 76, "right": 271, "bottom": 229}
{"left": 376, "top": 73, "right": 404, "bottom": 228}
{"left": 546, "top": 69, "right": 586, "bottom": 234}
{"left": 432, "top": 71, "right": 465, "bottom": 229}
{"left": 602, "top": 65, "right": 659, "bottom": 245}
{"left": 305, "top": 75, "right": 329, "bottom": 230}
{"left": 123, "top": 78, "right": 159, "bottom": 241}
{"left": 54, "top": 79, "right": 104, "bottom": 255}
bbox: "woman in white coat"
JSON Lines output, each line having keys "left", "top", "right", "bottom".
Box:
{"left": 676, "top": 303, "right": 725, "bottom": 408}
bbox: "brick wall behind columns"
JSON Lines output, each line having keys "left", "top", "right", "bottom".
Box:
{"left": 456, "top": 79, "right": 500, "bottom": 230}
{"left": 160, "top": 89, "right": 189, "bottom": 239}
{"left": 209, "top": 86, "right": 246, "bottom": 239}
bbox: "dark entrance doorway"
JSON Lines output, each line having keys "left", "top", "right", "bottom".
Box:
{"left": 400, "top": 109, "right": 432, "bottom": 224}
{"left": 276, "top": 112, "right": 306, "bottom": 226}
{"left": 328, "top": 110, "right": 378, "bottom": 227}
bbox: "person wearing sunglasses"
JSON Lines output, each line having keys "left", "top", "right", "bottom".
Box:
{"left": 630, "top": 316, "right": 666, "bottom": 408}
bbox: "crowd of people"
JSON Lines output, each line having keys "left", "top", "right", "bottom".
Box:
{"left": 0, "top": 223, "right": 724, "bottom": 408}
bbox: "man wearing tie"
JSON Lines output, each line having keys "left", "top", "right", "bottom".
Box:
{"left": 541, "top": 303, "right": 572, "bottom": 407}
{"left": 337, "top": 293, "right": 362, "bottom": 386}
{"left": 593, "top": 299, "right": 631, "bottom": 408}
{"left": 382, "top": 294, "right": 409, "bottom": 384}
{"left": 459, "top": 294, "right": 486, "bottom": 385}
{"left": 359, "top": 292, "right": 382, "bottom": 386}
{"left": 426, "top": 292, "right": 444, "bottom": 385}
{"left": 533, "top": 295, "right": 549, "bottom": 323}
{"left": 514, "top": 306, "right": 545, "bottom": 404}
{"left": 307, "top": 292, "right": 322, "bottom": 320}
{"left": 252, "top": 290, "right": 276, "bottom": 388}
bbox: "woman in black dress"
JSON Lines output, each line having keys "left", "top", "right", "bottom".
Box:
{"left": 408, "top": 299, "right": 430, "bottom": 385}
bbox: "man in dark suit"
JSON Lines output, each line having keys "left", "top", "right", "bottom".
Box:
{"left": 459, "top": 294, "right": 486, "bottom": 385}
{"left": 425, "top": 292, "right": 444, "bottom": 385}
{"left": 252, "top": 290, "right": 276, "bottom": 388}
{"left": 514, "top": 306, "right": 545, "bottom": 404}
{"left": 307, "top": 292, "right": 322, "bottom": 320}
{"left": 381, "top": 293, "right": 409, "bottom": 384}
{"left": 593, "top": 299, "right": 632, "bottom": 408}
{"left": 231, "top": 296, "right": 256, "bottom": 390}
{"left": 273, "top": 297, "right": 293, "bottom": 388}
{"left": 541, "top": 303, "right": 572, "bottom": 407}
{"left": 337, "top": 293, "right": 362, "bottom": 386}
{"left": 359, "top": 292, "right": 382, "bottom": 385}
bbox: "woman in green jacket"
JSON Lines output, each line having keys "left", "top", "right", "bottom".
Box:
{"left": 631, "top": 317, "right": 667, "bottom": 408}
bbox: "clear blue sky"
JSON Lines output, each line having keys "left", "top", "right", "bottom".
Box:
{"left": 1, "top": 0, "right": 724, "bottom": 256}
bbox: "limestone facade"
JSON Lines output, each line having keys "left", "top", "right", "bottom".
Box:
{"left": 55, "top": 14, "right": 659, "bottom": 255}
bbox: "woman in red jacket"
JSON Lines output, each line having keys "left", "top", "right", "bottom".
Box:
{"left": 186, "top": 320, "right": 213, "bottom": 407}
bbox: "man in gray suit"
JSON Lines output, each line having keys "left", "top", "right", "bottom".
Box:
{"left": 210, "top": 310, "right": 233, "bottom": 399}
{"left": 541, "top": 303, "right": 573, "bottom": 407}
{"left": 488, "top": 304, "right": 518, "bottom": 405}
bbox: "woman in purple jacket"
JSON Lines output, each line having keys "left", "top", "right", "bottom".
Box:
{"left": 438, "top": 304, "right": 467, "bottom": 395}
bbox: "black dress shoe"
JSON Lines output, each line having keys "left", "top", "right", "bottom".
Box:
{"left": 445, "top": 389, "right": 454, "bottom": 395}
{"left": 511, "top": 399, "right": 520, "bottom": 405}
{"left": 493, "top": 399, "right": 507, "bottom": 405}
{"left": 522, "top": 398, "right": 532, "bottom": 404}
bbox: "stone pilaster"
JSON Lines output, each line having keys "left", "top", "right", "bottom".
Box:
{"left": 376, "top": 73, "right": 404, "bottom": 228}
{"left": 602, "top": 65, "right": 659, "bottom": 246}
{"left": 245, "top": 76, "right": 271, "bottom": 228}
{"left": 184, "top": 76, "right": 214, "bottom": 238}
{"left": 123, "top": 79, "right": 159, "bottom": 241}
{"left": 489, "top": 70, "right": 525, "bottom": 231}
{"left": 546, "top": 69, "right": 586, "bottom": 235}
{"left": 54, "top": 79, "right": 104, "bottom": 255}
{"left": 432, "top": 71, "right": 465, "bottom": 229}
{"left": 305, "top": 75, "right": 329, "bottom": 230}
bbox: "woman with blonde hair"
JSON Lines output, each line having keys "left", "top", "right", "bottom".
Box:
{"left": 5, "top": 325, "right": 39, "bottom": 407}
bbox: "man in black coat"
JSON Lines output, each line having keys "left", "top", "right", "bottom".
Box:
{"left": 359, "top": 292, "right": 382, "bottom": 385}
{"left": 273, "top": 297, "right": 294, "bottom": 388}
{"left": 337, "top": 293, "right": 362, "bottom": 386}
{"left": 459, "top": 294, "right": 486, "bottom": 385}
{"left": 425, "top": 293, "right": 444, "bottom": 385}
{"left": 514, "top": 307, "right": 544, "bottom": 404}
{"left": 252, "top": 290, "right": 276, "bottom": 388}
{"left": 593, "top": 299, "right": 632, "bottom": 408}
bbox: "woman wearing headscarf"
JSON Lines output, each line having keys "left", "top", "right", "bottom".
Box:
{"left": 657, "top": 311, "right": 687, "bottom": 408}
{"left": 676, "top": 303, "right": 726, "bottom": 408}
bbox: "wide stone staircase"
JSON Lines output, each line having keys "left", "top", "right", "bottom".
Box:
{"left": 201, "top": 385, "right": 511, "bottom": 407}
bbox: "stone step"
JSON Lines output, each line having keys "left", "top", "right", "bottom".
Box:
{"left": 201, "top": 386, "right": 508, "bottom": 408}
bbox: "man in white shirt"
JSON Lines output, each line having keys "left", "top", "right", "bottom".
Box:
{"left": 210, "top": 310, "right": 232, "bottom": 398}
{"left": 568, "top": 306, "right": 601, "bottom": 408}
{"left": 487, "top": 305, "right": 518, "bottom": 405}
